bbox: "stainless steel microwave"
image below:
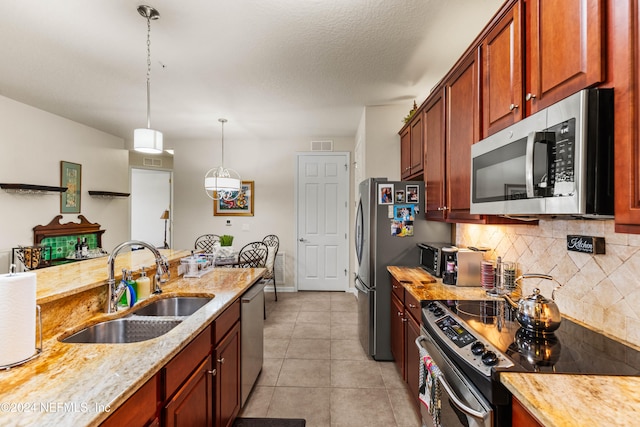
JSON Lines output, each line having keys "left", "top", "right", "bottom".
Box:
{"left": 470, "top": 88, "right": 614, "bottom": 218}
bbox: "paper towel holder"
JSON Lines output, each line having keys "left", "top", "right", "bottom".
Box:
{"left": 1, "top": 305, "right": 42, "bottom": 370}
{"left": 1, "top": 264, "right": 43, "bottom": 370}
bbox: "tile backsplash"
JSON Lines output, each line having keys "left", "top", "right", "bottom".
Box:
{"left": 456, "top": 220, "right": 640, "bottom": 348}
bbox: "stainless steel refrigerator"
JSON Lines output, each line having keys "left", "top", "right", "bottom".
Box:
{"left": 354, "top": 178, "right": 451, "bottom": 360}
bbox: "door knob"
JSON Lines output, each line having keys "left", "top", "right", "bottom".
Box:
{"left": 299, "top": 238, "right": 306, "bottom": 242}
{"left": 526, "top": 93, "right": 537, "bottom": 101}
{"left": 217, "top": 357, "right": 225, "bottom": 364}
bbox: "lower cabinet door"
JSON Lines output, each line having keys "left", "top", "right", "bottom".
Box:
{"left": 164, "top": 355, "right": 214, "bottom": 427}
{"left": 216, "top": 322, "right": 241, "bottom": 427}
{"left": 101, "top": 374, "right": 159, "bottom": 427}
{"left": 390, "top": 293, "right": 405, "bottom": 378}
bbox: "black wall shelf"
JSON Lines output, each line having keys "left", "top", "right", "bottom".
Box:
{"left": 0, "top": 183, "right": 67, "bottom": 194}
{"left": 88, "top": 191, "right": 130, "bottom": 198}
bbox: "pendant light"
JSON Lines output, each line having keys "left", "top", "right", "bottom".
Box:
{"left": 204, "top": 118, "right": 242, "bottom": 200}
{"left": 134, "top": 5, "right": 163, "bottom": 154}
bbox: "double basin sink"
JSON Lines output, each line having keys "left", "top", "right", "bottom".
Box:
{"left": 61, "top": 296, "right": 213, "bottom": 344}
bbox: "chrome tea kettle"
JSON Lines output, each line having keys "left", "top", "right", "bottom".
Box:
{"left": 503, "top": 274, "right": 564, "bottom": 334}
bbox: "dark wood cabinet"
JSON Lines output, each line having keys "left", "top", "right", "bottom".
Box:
{"left": 481, "top": 0, "right": 523, "bottom": 136}
{"left": 444, "top": 50, "right": 484, "bottom": 223}
{"left": 214, "top": 300, "right": 241, "bottom": 427}
{"left": 613, "top": 0, "right": 640, "bottom": 233}
{"left": 512, "top": 396, "right": 544, "bottom": 427}
{"left": 164, "top": 356, "right": 214, "bottom": 427}
{"left": 424, "top": 88, "right": 447, "bottom": 221}
{"left": 525, "top": 0, "right": 605, "bottom": 115}
{"left": 389, "top": 277, "right": 422, "bottom": 404}
{"left": 390, "top": 291, "right": 406, "bottom": 378}
{"left": 399, "top": 112, "right": 425, "bottom": 180}
{"left": 163, "top": 325, "right": 214, "bottom": 427}
{"left": 215, "top": 322, "right": 240, "bottom": 427}
{"left": 101, "top": 374, "right": 160, "bottom": 427}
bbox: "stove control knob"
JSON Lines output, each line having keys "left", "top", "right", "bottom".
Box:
{"left": 470, "top": 341, "right": 485, "bottom": 356}
{"left": 433, "top": 308, "right": 444, "bottom": 317}
{"left": 481, "top": 351, "right": 499, "bottom": 366}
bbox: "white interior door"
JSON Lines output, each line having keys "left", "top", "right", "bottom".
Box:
{"left": 131, "top": 168, "right": 172, "bottom": 248}
{"left": 296, "top": 153, "right": 349, "bottom": 291}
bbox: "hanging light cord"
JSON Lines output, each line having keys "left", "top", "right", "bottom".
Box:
{"left": 145, "top": 14, "right": 152, "bottom": 129}
{"left": 219, "top": 118, "right": 226, "bottom": 167}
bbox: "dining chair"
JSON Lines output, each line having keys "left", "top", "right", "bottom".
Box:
{"left": 261, "top": 234, "right": 279, "bottom": 301}
{"left": 236, "top": 241, "right": 268, "bottom": 268}
{"left": 194, "top": 234, "right": 220, "bottom": 253}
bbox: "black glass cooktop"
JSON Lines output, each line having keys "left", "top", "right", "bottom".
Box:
{"left": 431, "top": 299, "right": 640, "bottom": 375}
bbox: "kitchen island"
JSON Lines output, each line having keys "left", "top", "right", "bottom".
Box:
{"left": 389, "top": 266, "right": 640, "bottom": 427}
{"left": 0, "top": 249, "right": 265, "bottom": 427}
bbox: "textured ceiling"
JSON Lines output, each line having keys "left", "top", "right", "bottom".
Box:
{"left": 0, "top": 0, "right": 503, "bottom": 146}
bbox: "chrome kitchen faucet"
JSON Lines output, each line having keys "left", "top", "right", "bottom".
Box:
{"left": 106, "top": 240, "right": 170, "bottom": 313}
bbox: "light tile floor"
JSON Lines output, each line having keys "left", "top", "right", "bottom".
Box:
{"left": 239, "top": 291, "right": 422, "bottom": 427}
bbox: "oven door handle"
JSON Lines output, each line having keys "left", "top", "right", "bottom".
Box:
{"left": 437, "top": 375, "right": 486, "bottom": 420}
{"left": 415, "top": 336, "right": 487, "bottom": 421}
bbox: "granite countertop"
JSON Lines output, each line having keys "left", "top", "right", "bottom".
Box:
{"left": 0, "top": 255, "right": 265, "bottom": 427}
{"left": 388, "top": 266, "right": 640, "bottom": 427}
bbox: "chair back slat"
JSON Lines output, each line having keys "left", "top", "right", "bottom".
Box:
{"left": 237, "top": 241, "right": 268, "bottom": 268}
{"left": 195, "top": 234, "right": 220, "bottom": 253}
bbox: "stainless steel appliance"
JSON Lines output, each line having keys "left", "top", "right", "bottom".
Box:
{"left": 471, "top": 88, "right": 614, "bottom": 217}
{"left": 418, "top": 299, "right": 640, "bottom": 426}
{"left": 417, "top": 242, "right": 450, "bottom": 277}
{"left": 354, "top": 178, "right": 450, "bottom": 360}
{"left": 240, "top": 281, "right": 265, "bottom": 407}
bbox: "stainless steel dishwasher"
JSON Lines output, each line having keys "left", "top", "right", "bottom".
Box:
{"left": 240, "top": 280, "right": 266, "bottom": 407}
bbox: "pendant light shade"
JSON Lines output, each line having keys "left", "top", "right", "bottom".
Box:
{"left": 133, "top": 5, "right": 163, "bottom": 154}
{"left": 205, "top": 118, "right": 241, "bottom": 200}
{"left": 134, "top": 128, "right": 163, "bottom": 154}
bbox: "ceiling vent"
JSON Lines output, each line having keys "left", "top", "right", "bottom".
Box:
{"left": 143, "top": 157, "right": 163, "bottom": 167}
{"left": 311, "top": 140, "right": 333, "bottom": 152}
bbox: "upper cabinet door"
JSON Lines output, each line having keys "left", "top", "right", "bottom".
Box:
{"left": 445, "top": 50, "right": 484, "bottom": 222}
{"left": 525, "top": 0, "right": 605, "bottom": 114}
{"left": 482, "top": 1, "right": 523, "bottom": 137}
{"left": 410, "top": 114, "right": 424, "bottom": 177}
{"left": 424, "top": 88, "right": 447, "bottom": 221}
{"left": 400, "top": 127, "right": 412, "bottom": 179}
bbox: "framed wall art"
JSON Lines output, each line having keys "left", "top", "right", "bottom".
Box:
{"left": 378, "top": 183, "right": 394, "bottom": 205}
{"left": 214, "top": 180, "right": 254, "bottom": 216}
{"left": 60, "top": 161, "right": 81, "bottom": 214}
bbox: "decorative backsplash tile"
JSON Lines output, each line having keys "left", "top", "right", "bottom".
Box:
{"left": 40, "top": 234, "right": 98, "bottom": 260}
{"left": 456, "top": 220, "right": 640, "bottom": 348}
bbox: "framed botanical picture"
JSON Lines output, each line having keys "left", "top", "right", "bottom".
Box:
{"left": 378, "top": 183, "right": 394, "bottom": 205}
{"left": 214, "top": 180, "right": 254, "bottom": 216}
{"left": 406, "top": 185, "right": 419, "bottom": 203}
{"left": 60, "top": 161, "right": 81, "bottom": 213}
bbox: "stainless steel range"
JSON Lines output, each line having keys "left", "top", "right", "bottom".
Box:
{"left": 417, "top": 299, "right": 640, "bottom": 427}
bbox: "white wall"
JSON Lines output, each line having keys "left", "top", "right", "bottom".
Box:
{"left": 172, "top": 134, "right": 355, "bottom": 289}
{"left": 0, "top": 95, "right": 129, "bottom": 273}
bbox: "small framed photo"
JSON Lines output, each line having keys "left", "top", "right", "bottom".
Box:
{"left": 395, "top": 190, "right": 405, "bottom": 203}
{"left": 378, "top": 183, "right": 394, "bottom": 205}
{"left": 60, "top": 161, "right": 81, "bottom": 214}
{"left": 214, "top": 180, "right": 254, "bottom": 216}
{"left": 406, "top": 185, "right": 419, "bottom": 203}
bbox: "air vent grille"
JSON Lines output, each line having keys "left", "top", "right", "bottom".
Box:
{"left": 143, "top": 158, "right": 163, "bottom": 167}
{"left": 311, "top": 140, "right": 333, "bottom": 151}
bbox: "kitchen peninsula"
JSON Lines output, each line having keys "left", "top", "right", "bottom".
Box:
{"left": 389, "top": 266, "right": 640, "bottom": 427}
{"left": 0, "top": 249, "right": 265, "bottom": 427}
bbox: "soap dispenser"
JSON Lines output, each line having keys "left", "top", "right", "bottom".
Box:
{"left": 136, "top": 267, "right": 151, "bottom": 300}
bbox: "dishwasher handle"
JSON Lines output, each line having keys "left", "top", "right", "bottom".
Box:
{"left": 242, "top": 281, "right": 267, "bottom": 302}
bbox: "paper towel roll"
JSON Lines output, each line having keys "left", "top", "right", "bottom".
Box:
{"left": 0, "top": 272, "right": 36, "bottom": 366}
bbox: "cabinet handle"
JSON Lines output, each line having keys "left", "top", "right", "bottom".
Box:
{"left": 207, "top": 369, "right": 217, "bottom": 376}
{"left": 409, "top": 303, "right": 417, "bottom": 308}
{"left": 217, "top": 357, "right": 225, "bottom": 364}
{"left": 401, "top": 318, "right": 408, "bottom": 323}
{"left": 509, "top": 103, "right": 519, "bottom": 111}
{"left": 437, "top": 206, "right": 448, "bottom": 211}
{"left": 397, "top": 311, "right": 404, "bottom": 317}
{"left": 525, "top": 93, "right": 537, "bottom": 101}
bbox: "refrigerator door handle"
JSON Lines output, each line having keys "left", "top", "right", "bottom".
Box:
{"left": 354, "top": 275, "right": 373, "bottom": 292}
